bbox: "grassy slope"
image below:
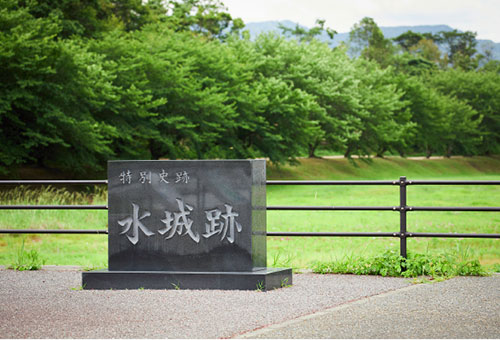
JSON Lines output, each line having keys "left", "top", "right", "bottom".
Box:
{"left": 267, "top": 156, "right": 500, "bottom": 180}
{"left": 0, "top": 156, "right": 499, "bottom": 269}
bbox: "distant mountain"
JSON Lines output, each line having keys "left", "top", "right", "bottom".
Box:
{"left": 243, "top": 21, "right": 500, "bottom": 61}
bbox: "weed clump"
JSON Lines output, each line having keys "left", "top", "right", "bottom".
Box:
{"left": 9, "top": 239, "right": 45, "bottom": 271}
{"left": 312, "top": 248, "right": 488, "bottom": 279}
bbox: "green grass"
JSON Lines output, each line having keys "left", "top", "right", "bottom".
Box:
{"left": 8, "top": 239, "right": 45, "bottom": 271}
{"left": 267, "top": 156, "right": 500, "bottom": 271}
{"left": 0, "top": 186, "right": 108, "bottom": 267}
{"left": 0, "top": 156, "right": 499, "bottom": 272}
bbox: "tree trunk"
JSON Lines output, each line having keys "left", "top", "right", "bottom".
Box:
{"left": 425, "top": 148, "right": 432, "bottom": 158}
{"left": 376, "top": 147, "right": 386, "bottom": 158}
{"left": 445, "top": 144, "right": 452, "bottom": 158}
{"left": 344, "top": 145, "right": 351, "bottom": 158}
{"left": 308, "top": 141, "right": 320, "bottom": 158}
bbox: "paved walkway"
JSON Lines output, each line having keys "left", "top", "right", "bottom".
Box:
{"left": 238, "top": 275, "right": 500, "bottom": 339}
{"left": 0, "top": 267, "right": 498, "bottom": 338}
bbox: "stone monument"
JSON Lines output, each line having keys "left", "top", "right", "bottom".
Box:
{"left": 82, "top": 159, "right": 292, "bottom": 290}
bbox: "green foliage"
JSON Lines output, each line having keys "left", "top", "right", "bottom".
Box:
{"left": 429, "top": 69, "right": 500, "bottom": 155}
{"left": 280, "top": 277, "right": 291, "bottom": 288}
{"left": 394, "top": 29, "right": 481, "bottom": 70}
{"left": 271, "top": 250, "right": 294, "bottom": 268}
{"left": 392, "top": 72, "right": 483, "bottom": 158}
{"left": 21, "top": 0, "right": 148, "bottom": 37}
{"left": 343, "top": 59, "right": 410, "bottom": 157}
{"left": 9, "top": 239, "right": 45, "bottom": 271}
{"left": 71, "top": 284, "right": 85, "bottom": 291}
{"left": 312, "top": 249, "right": 488, "bottom": 279}
{"left": 0, "top": 3, "right": 498, "bottom": 175}
{"left": 349, "top": 17, "right": 394, "bottom": 67}
{"left": 433, "top": 30, "right": 479, "bottom": 70}
{"left": 393, "top": 30, "right": 433, "bottom": 51}
{"left": 0, "top": 2, "right": 124, "bottom": 175}
{"left": 20, "top": 0, "right": 239, "bottom": 38}
{"left": 82, "top": 263, "right": 106, "bottom": 271}
{"left": 279, "top": 18, "right": 336, "bottom": 42}
{"left": 162, "top": 0, "right": 243, "bottom": 39}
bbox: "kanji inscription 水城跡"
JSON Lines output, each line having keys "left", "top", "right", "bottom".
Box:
{"left": 118, "top": 200, "right": 243, "bottom": 245}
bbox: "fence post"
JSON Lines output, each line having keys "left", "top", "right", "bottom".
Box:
{"left": 399, "top": 176, "right": 407, "bottom": 260}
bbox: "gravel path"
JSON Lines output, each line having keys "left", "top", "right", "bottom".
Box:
{"left": 0, "top": 268, "right": 410, "bottom": 339}
{"left": 239, "top": 275, "right": 500, "bottom": 339}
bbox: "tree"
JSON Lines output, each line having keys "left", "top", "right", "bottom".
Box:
{"left": 19, "top": 0, "right": 155, "bottom": 38}
{"left": 342, "top": 60, "right": 410, "bottom": 158}
{"left": 433, "top": 29, "right": 479, "bottom": 70}
{"left": 481, "top": 60, "right": 500, "bottom": 74}
{"left": 394, "top": 76, "right": 448, "bottom": 157}
{"left": 409, "top": 38, "right": 443, "bottom": 65}
{"left": 0, "top": 1, "right": 126, "bottom": 175}
{"left": 394, "top": 73, "right": 482, "bottom": 157}
{"left": 394, "top": 30, "right": 424, "bottom": 51}
{"left": 429, "top": 69, "right": 499, "bottom": 155}
{"left": 393, "top": 31, "right": 435, "bottom": 51}
{"left": 232, "top": 33, "right": 325, "bottom": 161}
{"left": 439, "top": 94, "right": 481, "bottom": 157}
{"left": 247, "top": 32, "right": 410, "bottom": 158}
{"left": 162, "top": 0, "right": 244, "bottom": 39}
{"left": 17, "top": 0, "right": 244, "bottom": 39}
{"left": 91, "top": 26, "right": 236, "bottom": 160}
{"left": 349, "top": 17, "right": 394, "bottom": 67}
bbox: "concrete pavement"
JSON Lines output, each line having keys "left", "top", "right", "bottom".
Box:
{"left": 0, "top": 267, "right": 498, "bottom": 338}
{"left": 237, "top": 275, "right": 500, "bottom": 338}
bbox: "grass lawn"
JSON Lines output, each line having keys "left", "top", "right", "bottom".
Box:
{"left": 1, "top": 156, "right": 499, "bottom": 271}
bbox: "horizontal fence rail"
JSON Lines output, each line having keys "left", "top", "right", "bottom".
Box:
{"left": 266, "top": 232, "right": 399, "bottom": 237}
{"left": 0, "top": 229, "right": 108, "bottom": 234}
{"left": 266, "top": 232, "right": 500, "bottom": 239}
{"left": 266, "top": 206, "right": 395, "bottom": 211}
{"left": 0, "top": 205, "right": 107, "bottom": 210}
{"left": 267, "top": 180, "right": 396, "bottom": 185}
{"left": 407, "top": 180, "right": 500, "bottom": 185}
{"left": 0, "top": 177, "right": 498, "bottom": 258}
{"left": 0, "top": 180, "right": 108, "bottom": 185}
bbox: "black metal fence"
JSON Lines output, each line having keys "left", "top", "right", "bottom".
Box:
{"left": 1, "top": 176, "right": 499, "bottom": 258}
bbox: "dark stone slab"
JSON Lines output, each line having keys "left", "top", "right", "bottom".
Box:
{"left": 82, "top": 159, "right": 292, "bottom": 290}
{"left": 107, "top": 160, "right": 266, "bottom": 272}
{"left": 82, "top": 268, "right": 292, "bottom": 291}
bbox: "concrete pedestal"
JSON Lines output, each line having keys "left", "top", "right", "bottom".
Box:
{"left": 83, "top": 267, "right": 292, "bottom": 291}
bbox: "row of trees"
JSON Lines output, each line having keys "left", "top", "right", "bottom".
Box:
{"left": 1, "top": 0, "right": 499, "bottom": 176}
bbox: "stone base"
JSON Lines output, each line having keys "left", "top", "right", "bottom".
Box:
{"left": 82, "top": 267, "right": 292, "bottom": 291}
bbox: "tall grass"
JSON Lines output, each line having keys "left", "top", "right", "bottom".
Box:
{"left": 0, "top": 185, "right": 107, "bottom": 229}
{"left": 0, "top": 186, "right": 108, "bottom": 266}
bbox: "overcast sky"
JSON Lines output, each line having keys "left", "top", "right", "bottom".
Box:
{"left": 222, "top": 0, "right": 500, "bottom": 42}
